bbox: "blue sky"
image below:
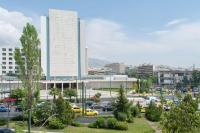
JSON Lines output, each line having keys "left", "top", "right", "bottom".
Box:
{"left": 1, "top": 0, "right": 200, "bottom": 67}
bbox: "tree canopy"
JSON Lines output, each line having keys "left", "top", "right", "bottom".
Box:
{"left": 14, "top": 23, "right": 41, "bottom": 133}
{"left": 161, "top": 94, "right": 200, "bottom": 133}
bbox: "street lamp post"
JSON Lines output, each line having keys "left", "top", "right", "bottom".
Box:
{"left": 126, "top": 77, "right": 128, "bottom": 96}
{"left": 110, "top": 74, "right": 112, "bottom": 96}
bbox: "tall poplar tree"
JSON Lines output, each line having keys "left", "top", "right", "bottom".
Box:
{"left": 14, "top": 23, "right": 41, "bottom": 133}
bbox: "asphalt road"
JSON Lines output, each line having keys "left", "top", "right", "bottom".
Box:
{"left": 0, "top": 111, "right": 22, "bottom": 118}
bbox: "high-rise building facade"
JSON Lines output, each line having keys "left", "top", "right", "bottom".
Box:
{"left": 0, "top": 47, "right": 21, "bottom": 76}
{"left": 105, "top": 63, "right": 126, "bottom": 74}
{"left": 41, "top": 9, "right": 88, "bottom": 80}
{"left": 136, "top": 64, "right": 154, "bottom": 78}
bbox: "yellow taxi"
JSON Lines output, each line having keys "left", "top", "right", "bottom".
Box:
{"left": 85, "top": 109, "right": 99, "bottom": 116}
{"left": 72, "top": 106, "right": 82, "bottom": 113}
{"left": 140, "top": 107, "right": 146, "bottom": 113}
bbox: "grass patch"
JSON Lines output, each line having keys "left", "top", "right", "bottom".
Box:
{"left": 65, "top": 118, "right": 154, "bottom": 133}
{"left": 4, "top": 118, "right": 154, "bottom": 133}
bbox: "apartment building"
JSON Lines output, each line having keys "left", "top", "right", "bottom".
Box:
{"left": 0, "top": 47, "right": 21, "bottom": 76}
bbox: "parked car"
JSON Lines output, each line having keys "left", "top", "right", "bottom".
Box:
{"left": 102, "top": 102, "right": 113, "bottom": 111}
{"left": 15, "top": 106, "right": 23, "bottom": 112}
{"left": 86, "top": 101, "right": 95, "bottom": 107}
{"left": 163, "top": 104, "right": 170, "bottom": 111}
{"left": 90, "top": 103, "right": 102, "bottom": 109}
{"left": 72, "top": 106, "right": 82, "bottom": 113}
{"left": 0, "top": 106, "right": 9, "bottom": 112}
{"left": 85, "top": 109, "right": 98, "bottom": 116}
{"left": 140, "top": 107, "right": 146, "bottom": 113}
{"left": 0, "top": 128, "right": 14, "bottom": 133}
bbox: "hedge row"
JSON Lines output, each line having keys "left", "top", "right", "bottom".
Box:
{"left": 88, "top": 117, "right": 128, "bottom": 130}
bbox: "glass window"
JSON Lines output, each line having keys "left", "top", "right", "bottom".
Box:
{"left": 2, "top": 48, "right": 6, "bottom": 51}
{"left": 9, "top": 66, "right": 12, "bottom": 69}
{"left": 9, "top": 57, "right": 12, "bottom": 60}
{"left": 2, "top": 53, "right": 6, "bottom": 56}
{"left": 9, "top": 53, "right": 13, "bottom": 56}
{"left": 2, "top": 71, "right": 6, "bottom": 74}
{"left": 9, "top": 62, "right": 12, "bottom": 65}
{"left": 2, "top": 62, "right": 6, "bottom": 65}
{"left": 2, "top": 57, "right": 6, "bottom": 60}
{"left": 9, "top": 48, "right": 12, "bottom": 51}
{"left": 2, "top": 66, "right": 6, "bottom": 69}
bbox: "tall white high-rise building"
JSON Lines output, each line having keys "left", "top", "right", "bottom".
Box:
{"left": 41, "top": 9, "right": 88, "bottom": 80}
{"left": 0, "top": 47, "right": 21, "bottom": 76}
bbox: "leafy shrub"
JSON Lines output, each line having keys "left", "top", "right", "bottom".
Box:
{"left": 12, "top": 115, "right": 24, "bottom": 121}
{"left": 115, "top": 122, "right": 128, "bottom": 130}
{"left": 95, "top": 117, "right": 105, "bottom": 128}
{"left": 130, "top": 106, "right": 139, "bottom": 117}
{"left": 32, "top": 101, "right": 52, "bottom": 126}
{"left": 15, "top": 124, "right": 24, "bottom": 133}
{"left": 48, "top": 118, "right": 65, "bottom": 129}
{"left": 15, "top": 121, "right": 26, "bottom": 127}
{"left": 117, "top": 112, "right": 127, "bottom": 121}
{"left": 88, "top": 123, "right": 97, "bottom": 128}
{"left": 127, "top": 116, "right": 134, "bottom": 123}
{"left": 137, "top": 114, "right": 142, "bottom": 118}
{"left": 71, "top": 121, "right": 84, "bottom": 127}
{"left": 0, "top": 119, "right": 6, "bottom": 126}
{"left": 145, "top": 102, "right": 162, "bottom": 122}
{"left": 107, "top": 118, "right": 117, "bottom": 129}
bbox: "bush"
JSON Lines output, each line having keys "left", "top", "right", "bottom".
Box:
{"left": 0, "top": 119, "right": 6, "bottom": 126}
{"left": 15, "top": 121, "right": 26, "bottom": 127}
{"left": 130, "top": 106, "right": 139, "bottom": 117}
{"left": 71, "top": 121, "right": 84, "bottom": 127}
{"left": 15, "top": 125, "right": 24, "bottom": 133}
{"left": 115, "top": 122, "right": 128, "bottom": 130}
{"left": 117, "top": 112, "right": 127, "bottom": 121}
{"left": 145, "top": 102, "right": 162, "bottom": 122}
{"left": 48, "top": 118, "right": 65, "bottom": 129}
{"left": 88, "top": 123, "right": 97, "bottom": 128}
{"left": 127, "top": 116, "right": 134, "bottom": 123}
{"left": 12, "top": 115, "right": 24, "bottom": 121}
{"left": 107, "top": 118, "right": 117, "bottom": 129}
{"left": 95, "top": 117, "right": 105, "bottom": 128}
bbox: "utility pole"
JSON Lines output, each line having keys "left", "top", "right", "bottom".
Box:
{"left": 110, "top": 74, "right": 112, "bottom": 96}
{"left": 126, "top": 77, "right": 128, "bottom": 95}
{"left": 81, "top": 82, "right": 84, "bottom": 116}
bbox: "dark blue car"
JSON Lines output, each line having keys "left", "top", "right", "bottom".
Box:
{"left": 0, "top": 106, "right": 9, "bottom": 112}
{"left": 0, "top": 128, "right": 14, "bottom": 133}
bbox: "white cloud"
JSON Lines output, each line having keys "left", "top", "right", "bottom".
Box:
{"left": 0, "top": 7, "right": 32, "bottom": 47}
{"left": 86, "top": 18, "right": 200, "bottom": 67}
{"left": 165, "top": 18, "right": 187, "bottom": 27}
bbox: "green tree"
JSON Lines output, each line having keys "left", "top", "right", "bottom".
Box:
{"left": 145, "top": 101, "right": 162, "bottom": 122}
{"left": 125, "top": 68, "right": 138, "bottom": 78}
{"left": 113, "top": 85, "right": 132, "bottom": 121}
{"left": 64, "top": 89, "right": 77, "bottom": 102}
{"left": 94, "top": 92, "right": 101, "bottom": 103}
{"left": 14, "top": 23, "right": 41, "bottom": 133}
{"left": 182, "top": 76, "right": 190, "bottom": 88}
{"left": 32, "top": 101, "right": 52, "bottom": 126}
{"left": 10, "top": 88, "right": 26, "bottom": 105}
{"left": 161, "top": 94, "right": 200, "bottom": 133}
{"left": 191, "top": 70, "right": 200, "bottom": 87}
{"left": 49, "top": 88, "right": 60, "bottom": 102}
{"left": 55, "top": 94, "right": 74, "bottom": 124}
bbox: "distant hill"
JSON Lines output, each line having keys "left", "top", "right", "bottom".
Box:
{"left": 88, "top": 58, "right": 111, "bottom": 68}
